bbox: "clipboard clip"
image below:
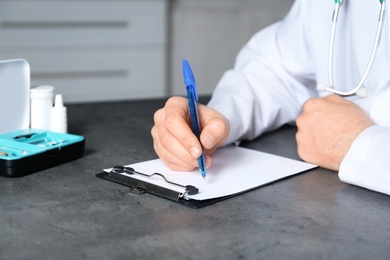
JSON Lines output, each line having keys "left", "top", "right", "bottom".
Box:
{"left": 109, "top": 165, "right": 199, "bottom": 200}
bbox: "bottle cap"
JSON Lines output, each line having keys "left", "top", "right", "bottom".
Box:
{"left": 30, "top": 85, "right": 54, "bottom": 99}
{"left": 51, "top": 94, "right": 67, "bottom": 133}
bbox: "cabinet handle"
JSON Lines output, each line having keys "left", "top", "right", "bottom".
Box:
{"left": 32, "top": 70, "right": 129, "bottom": 79}
{"left": 1, "top": 21, "right": 130, "bottom": 29}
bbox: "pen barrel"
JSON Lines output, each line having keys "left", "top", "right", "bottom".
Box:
{"left": 186, "top": 86, "right": 201, "bottom": 138}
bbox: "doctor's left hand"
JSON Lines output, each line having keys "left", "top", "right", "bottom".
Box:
{"left": 296, "top": 94, "right": 375, "bottom": 171}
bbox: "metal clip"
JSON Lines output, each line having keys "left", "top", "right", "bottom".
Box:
{"left": 110, "top": 165, "right": 199, "bottom": 196}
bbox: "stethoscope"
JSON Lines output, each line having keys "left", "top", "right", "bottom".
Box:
{"left": 317, "top": 0, "right": 386, "bottom": 97}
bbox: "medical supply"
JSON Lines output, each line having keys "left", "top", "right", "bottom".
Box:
{"left": 51, "top": 94, "right": 68, "bottom": 133}
{"left": 317, "top": 0, "right": 386, "bottom": 97}
{"left": 182, "top": 59, "right": 207, "bottom": 179}
{"left": 0, "top": 129, "right": 84, "bottom": 177}
{"left": 30, "top": 85, "right": 54, "bottom": 130}
{"left": 0, "top": 59, "right": 85, "bottom": 177}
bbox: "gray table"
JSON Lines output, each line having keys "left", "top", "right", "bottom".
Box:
{"left": 1, "top": 98, "right": 389, "bottom": 260}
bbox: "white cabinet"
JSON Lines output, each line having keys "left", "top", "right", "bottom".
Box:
{"left": 0, "top": 0, "right": 168, "bottom": 103}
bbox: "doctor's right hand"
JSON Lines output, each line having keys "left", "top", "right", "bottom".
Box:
{"left": 151, "top": 96, "right": 229, "bottom": 171}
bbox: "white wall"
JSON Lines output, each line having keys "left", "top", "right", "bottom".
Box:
{"left": 170, "top": 0, "right": 295, "bottom": 96}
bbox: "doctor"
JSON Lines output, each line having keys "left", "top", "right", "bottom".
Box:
{"left": 151, "top": 0, "right": 390, "bottom": 196}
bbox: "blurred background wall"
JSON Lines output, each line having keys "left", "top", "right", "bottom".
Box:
{"left": 170, "top": 0, "right": 294, "bottom": 97}
{"left": 0, "top": 0, "right": 294, "bottom": 103}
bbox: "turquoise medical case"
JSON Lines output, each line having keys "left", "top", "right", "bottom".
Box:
{"left": 0, "top": 129, "right": 85, "bottom": 177}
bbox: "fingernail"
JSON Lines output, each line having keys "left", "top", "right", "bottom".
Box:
{"left": 190, "top": 146, "right": 200, "bottom": 158}
{"left": 202, "top": 134, "right": 215, "bottom": 149}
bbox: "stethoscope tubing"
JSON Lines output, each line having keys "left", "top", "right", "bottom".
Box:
{"left": 324, "top": 1, "right": 385, "bottom": 96}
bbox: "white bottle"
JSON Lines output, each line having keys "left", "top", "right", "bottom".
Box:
{"left": 51, "top": 94, "right": 67, "bottom": 133}
{"left": 30, "top": 85, "right": 54, "bottom": 130}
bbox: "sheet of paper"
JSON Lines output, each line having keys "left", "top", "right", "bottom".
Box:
{"left": 105, "top": 146, "right": 317, "bottom": 201}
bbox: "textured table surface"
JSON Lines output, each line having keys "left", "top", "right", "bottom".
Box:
{"left": 1, "top": 98, "right": 389, "bottom": 260}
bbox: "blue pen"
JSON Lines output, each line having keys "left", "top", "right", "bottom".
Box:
{"left": 182, "top": 59, "right": 207, "bottom": 179}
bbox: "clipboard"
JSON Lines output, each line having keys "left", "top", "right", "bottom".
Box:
{"left": 96, "top": 169, "right": 237, "bottom": 208}
{"left": 96, "top": 146, "right": 317, "bottom": 208}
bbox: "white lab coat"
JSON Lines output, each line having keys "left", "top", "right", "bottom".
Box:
{"left": 208, "top": 0, "right": 390, "bottom": 195}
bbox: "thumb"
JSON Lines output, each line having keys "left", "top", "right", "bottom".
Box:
{"left": 200, "top": 117, "right": 229, "bottom": 152}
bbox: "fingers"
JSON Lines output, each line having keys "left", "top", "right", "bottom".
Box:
{"left": 296, "top": 94, "right": 375, "bottom": 171}
{"left": 199, "top": 108, "right": 229, "bottom": 154}
{"left": 152, "top": 99, "right": 199, "bottom": 170}
{"left": 151, "top": 123, "right": 200, "bottom": 171}
{"left": 152, "top": 97, "right": 207, "bottom": 170}
{"left": 163, "top": 97, "right": 203, "bottom": 159}
{"left": 151, "top": 96, "right": 229, "bottom": 171}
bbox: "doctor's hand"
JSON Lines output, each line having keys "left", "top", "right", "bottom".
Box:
{"left": 151, "top": 96, "right": 229, "bottom": 171}
{"left": 296, "top": 94, "right": 375, "bottom": 171}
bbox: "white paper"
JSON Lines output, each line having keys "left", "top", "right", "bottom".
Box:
{"left": 104, "top": 146, "right": 317, "bottom": 201}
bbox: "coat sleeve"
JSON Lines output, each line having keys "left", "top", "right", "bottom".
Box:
{"left": 339, "top": 125, "right": 390, "bottom": 195}
{"left": 207, "top": 0, "right": 318, "bottom": 145}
